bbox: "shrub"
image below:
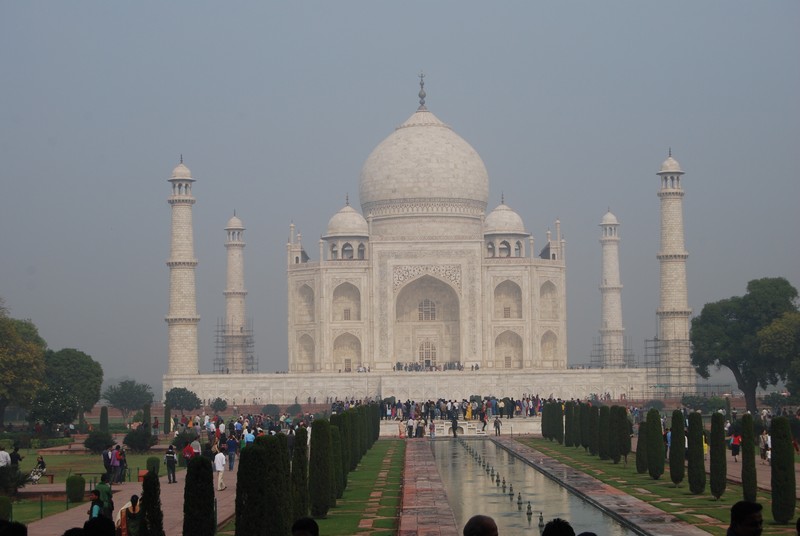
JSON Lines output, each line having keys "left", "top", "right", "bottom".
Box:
{"left": 687, "top": 412, "right": 706, "bottom": 494}
{"left": 262, "top": 404, "right": 280, "bottom": 417}
{"left": 124, "top": 428, "right": 157, "bottom": 453}
{"left": 771, "top": 416, "right": 796, "bottom": 523}
{"left": 163, "top": 403, "right": 171, "bottom": 435}
{"left": 645, "top": 408, "right": 664, "bottom": 480}
{"left": 84, "top": 431, "right": 114, "bottom": 454}
{"left": 635, "top": 420, "right": 648, "bottom": 474}
{"left": 740, "top": 413, "right": 757, "bottom": 502}
{"left": 210, "top": 397, "right": 227, "bottom": 414}
{"left": 146, "top": 456, "right": 160, "bottom": 476}
{"left": 140, "top": 469, "right": 164, "bottom": 536}
{"left": 0, "top": 466, "right": 29, "bottom": 497}
{"left": 183, "top": 456, "right": 215, "bottom": 536}
{"left": 286, "top": 403, "right": 302, "bottom": 417}
{"left": 710, "top": 412, "right": 727, "bottom": 500}
{"left": 291, "top": 427, "right": 310, "bottom": 519}
{"left": 669, "top": 410, "right": 685, "bottom": 487}
{"left": 0, "top": 495, "right": 11, "bottom": 520}
{"left": 66, "top": 475, "right": 85, "bottom": 503}
{"left": 142, "top": 404, "right": 152, "bottom": 438}
{"left": 235, "top": 444, "right": 268, "bottom": 536}
{"left": 309, "top": 419, "right": 332, "bottom": 518}
{"left": 99, "top": 406, "right": 109, "bottom": 433}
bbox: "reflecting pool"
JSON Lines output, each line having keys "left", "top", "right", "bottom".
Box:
{"left": 432, "top": 439, "right": 635, "bottom": 535}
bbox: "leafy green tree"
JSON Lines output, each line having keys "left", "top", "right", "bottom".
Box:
{"left": 309, "top": 419, "right": 332, "bottom": 518}
{"left": 43, "top": 348, "right": 103, "bottom": 414}
{"left": 760, "top": 311, "right": 800, "bottom": 398}
{"left": 140, "top": 469, "right": 165, "bottom": 536}
{"left": 210, "top": 397, "right": 227, "bottom": 414}
{"left": 235, "top": 444, "right": 268, "bottom": 536}
{"left": 646, "top": 409, "right": 664, "bottom": 480}
{"left": 770, "top": 416, "right": 796, "bottom": 523}
{"left": 669, "top": 410, "right": 685, "bottom": 487}
{"left": 635, "top": 419, "right": 648, "bottom": 474}
{"left": 164, "top": 387, "right": 201, "bottom": 414}
{"left": 103, "top": 380, "right": 154, "bottom": 424}
{"left": 687, "top": 412, "right": 706, "bottom": 494}
{"left": 291, "top": 427, "right": 310, "bottom": 520}
{"left": 710, "top": 412, "right": 727, "bottom": 500}
{"left": 691, "top": 277, "right": 798, "bottom": 413}
{"left": 740, "top": 413, "right": 757, "bottom": 502}
{"left": 27, "top": 384, "right": 82, "bottom": 427}
{"left": 0, "top": 313, "right": 46, "bottom": 427}
{"left": 183, "top": 456, "right": 215, "bottom": 536}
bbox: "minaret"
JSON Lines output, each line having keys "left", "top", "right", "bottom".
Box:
{"left": 165, "top": 160, "right": 200, "bottom": 376}
{"left": 656, "top": 152, "right": 695, "bottom": 391}
{"left": 224, "top": 214, "right": 247, "bottom": 373}
{"left": 599, "top": 210, "right": 625, "bottom": 367}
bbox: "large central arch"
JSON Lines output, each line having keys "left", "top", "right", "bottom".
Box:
{"left": 394, "top": 275, "right": 460, "bottom": 368}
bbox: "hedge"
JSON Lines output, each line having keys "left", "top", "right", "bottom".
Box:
{"left": 687, "top": 412, "right": 706, "bottom": 494}
{"left": 710, "top": 412, "right": 727, "bottom": 500}
{"left": 645, "top": 409, "right": 664, "bottom": 480}
{"left": 66, "top": 475, "right": 85, "bottom": 503}
{"left": 309, "top": 419, "right": 332, "bottom": 518}
{"left": 669, "top": 410, "right": 685, "bottom": 487}
{"left": 770, "top": 416, "right": 796, "bottom": 523}
{"left": 740, "top": 413, "right": 757, "bottom": 502}
{"left": 183, "top": 456, "right": 215, "bottom": 536}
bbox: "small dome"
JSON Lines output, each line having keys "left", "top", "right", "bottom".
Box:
{"left": 171, "top": 162, "right": 192, "bottom": 179}
{"left": 484, "top": 203, "right": 527, "bottom": 235}
{"left": 226, "top": 215, "right": 244, "bottom": 230}
{"left": 601, "top": 211, "right": 619, "bottom": 225}
{"left": 659, "top": 156, "right": 682, "bottom": 174}
{"left": 324, "top": 205, "right": 369, "bottom": 238}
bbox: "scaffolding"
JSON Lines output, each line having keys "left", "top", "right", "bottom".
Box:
{"left": 643, "top": 337, "right": 698, "bottom": 398}
{"left": 589, "top": 335, "right": 639, "bottom": 369}
{"left": 214, "top": 318, "right": 258, "bottom": 374}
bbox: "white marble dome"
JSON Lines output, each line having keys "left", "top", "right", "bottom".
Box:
{"left": 601, "top": 211, "right": 619, "bottom": 225}
{"left": 226, "top": 215, "right": 244, "bottom": 230}
{"left": 359, "top": 108, "right": 489, "bottom": 212}
{"left": 171, "top": 162, "right": 192, "bottom": 179}
{"left": 324, "top": 204, "right": 368, "bottom": 237}
{"left": 484, "top": 203, "right": 527, "bottom": 235}
{"left": 659, "top": 156, "right": 683, "bottom": 174}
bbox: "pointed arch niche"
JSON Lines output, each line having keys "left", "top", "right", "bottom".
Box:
{"left": 296, "top": 334, "right": 315, "bottom": 372}
{"left": 494, "top": 280, "right": 522, "bottom": 319}
{"left": 495, "top": 330, "right": 523, "bottom": 369}
{"left": 332, "top": 282, "right": 361, "bottom": 321}
{"left": 540, "top": 281, "right": 559, "bottom": 320}
{"left": 333, "top": 333, "right": 361, "bottom": 373}
{"left": 297, "top": 284, "right": 315, "bottom": 323}
{"left": 394, "top": 275, "right": 460, "bottom": 367}
{"left": 540, "top": 330, "right": 558, "bottom": 365}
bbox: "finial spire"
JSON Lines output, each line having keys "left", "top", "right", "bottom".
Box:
{"left": 345, "top": 193, "right": 350, "bottom": 206}
{"left": 668, "top": 147, "right": 672, "bottom": 157}
{"left": 501, "top": 192, "right": 505, "bottom": 204}
{"left": 418, "top": 71, "right": 427, "bottom": 110}
{"left": 180, "top": 154, "right": 183, "bottom": 164}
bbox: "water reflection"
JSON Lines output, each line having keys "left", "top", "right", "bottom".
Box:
{"left": 432, "top": 439, "right": 633, "bottom": 535}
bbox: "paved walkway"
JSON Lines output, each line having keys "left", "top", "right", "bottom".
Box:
{"left": 398, "top": 441, "right": 459, "bottom": 536}
{"left": 25, "top": 465, "right": 238, "bottom": 536}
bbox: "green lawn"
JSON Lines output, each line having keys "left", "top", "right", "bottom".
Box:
{"left": 517, "top": 437, "right": 797, "bottom": 536}
{"left": 218, "top": 439, "right": 405, "bottom": 536}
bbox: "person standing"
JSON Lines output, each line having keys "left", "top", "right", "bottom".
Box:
{"left": 214, "top": 446, "right": 227, "bottom": 491}
{"left": 95, "top": 474, "right": 113, "bottom": 519}
{"left": 110, "top": 445, "right": 122, "bottom": 484}
{"left": 451, "top": 414, "right": 458, "bottom": 438}
{"left": 226, "top": 434, "right": 239, "bottom": 471}
{"left": 494, "top": 416, "right": 502, "bottom": 436}
{"left": 758, "top": 430, "right": 769, "bottom": 464}
{"left": 731, "top": 431, "right": 742, "bottom": 463}
{"left": 164, "top": 445, "right": 178, "bottom": 484}
{"left": 0, "top": 446, "right": 11, "bottom": 467}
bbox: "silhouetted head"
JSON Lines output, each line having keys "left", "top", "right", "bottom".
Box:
{"left": 463, "top": 515, "right": 498, "bottom": 536}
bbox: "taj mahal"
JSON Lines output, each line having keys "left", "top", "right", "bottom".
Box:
{"left": 162, "top": 81, "right": 697, "bottom": 404}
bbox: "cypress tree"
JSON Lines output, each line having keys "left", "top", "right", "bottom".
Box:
{"left": 349, "top": 410, "right": 361, "bottom": 469}
{"left": 330, "top": 426, "right": 343, "bottom": 503}
{"left": 261, "top": 434, "right": 292, "bottom": 534}
{"left": 669, "top": 409, "right": 685, "bottom": 487}
{"left": 770, "top": 416, "right": 796, "bottom": 523}
{"left": 340, "top": 411, "right": 353, "bottom": 476}
{"left": 588, "top": 405, "right": 599, "bottom": 456}
{"left": 598, "top": 406, "right": 611, "bottom": 460}
{"left": 540, "top": 403, "right": 549, "bottom": 440}
{"left": 359, "top": 405, "right": 368, "bottom": 455}
{"left": 99, "top": 405, "right": 109, "bottom": 433}
{"left": 710, "top": 411, "right": 727, "bottom": 500}
{"left": 140, "top": 470, "right": 165, "bottom": 536}
{"left": 554, "top": 402, "right": 564, "bottom": 445}
{"left": 579, "top": 401, "right": 590, "bottom": 453}
{"left": 646, "top": 408, "right": 664, "bottom": 480}
{"left": 183, "top": 455, "right": 215, "bottom": 536}
{"left": 143, "top": 403, "right": 152, "bottom": 438}
{"left": 563, "top": 402, "right": 573, "bottom": 447}
{"left": 618, "top": 407, "right": 632, "bottom": 465}
{"left": 572, "top": 402, "right": 582, "bottom": 450}
{"left": 309, "top": 419, "right": 332, "bottom": 518}
{"left": 687, "top": 412, "right": 706, "bottom": 494}
{"left": 740, "top": 413, "right": 757, "bottom": 502}
{"left": 291, "top": 427, "right": 310, "bottom": 520}
{"left": 608, "top": 406, "right": 621, "bottom": 464}
{"left": 235, "top": 444, "right": 268, "bottom": 536}
{"left": 635, "top": 419, "right": 648, "bottom": 474}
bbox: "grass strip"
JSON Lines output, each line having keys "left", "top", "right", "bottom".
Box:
{"left": 516, "top": 438, "right": 796, "bottom": 536}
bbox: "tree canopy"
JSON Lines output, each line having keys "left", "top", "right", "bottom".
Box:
{"left": 691, "top": 277, "right": 798, "bottom": 413}
{"left": 759, "top": 311, "right": 800, "bottom": 398}
{"left": 0, "top": 309, "right": 47, "bottom": 427}
{"left": 102, "top": 380, "right": 154, "bottom": 423}
{"left": 27, "top": 384, "right": 82, "bottom": 427}
{"left": 164, "top": 387, "right": 201, "bottom": 413}
{"left": 43, "top": 348, "right": 103, "bottom": 413}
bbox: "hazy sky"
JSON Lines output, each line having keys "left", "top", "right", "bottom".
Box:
{"left": 2, "top": 2, "right": 798, "bottom": 396}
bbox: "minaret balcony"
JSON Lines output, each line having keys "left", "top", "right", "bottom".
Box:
{"left": 656, "top": 252, "right": 688, "bottom": 260}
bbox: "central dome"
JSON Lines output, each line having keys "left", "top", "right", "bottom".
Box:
{"left": 359, "top": 108, "right": 489, "bottom": 217}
